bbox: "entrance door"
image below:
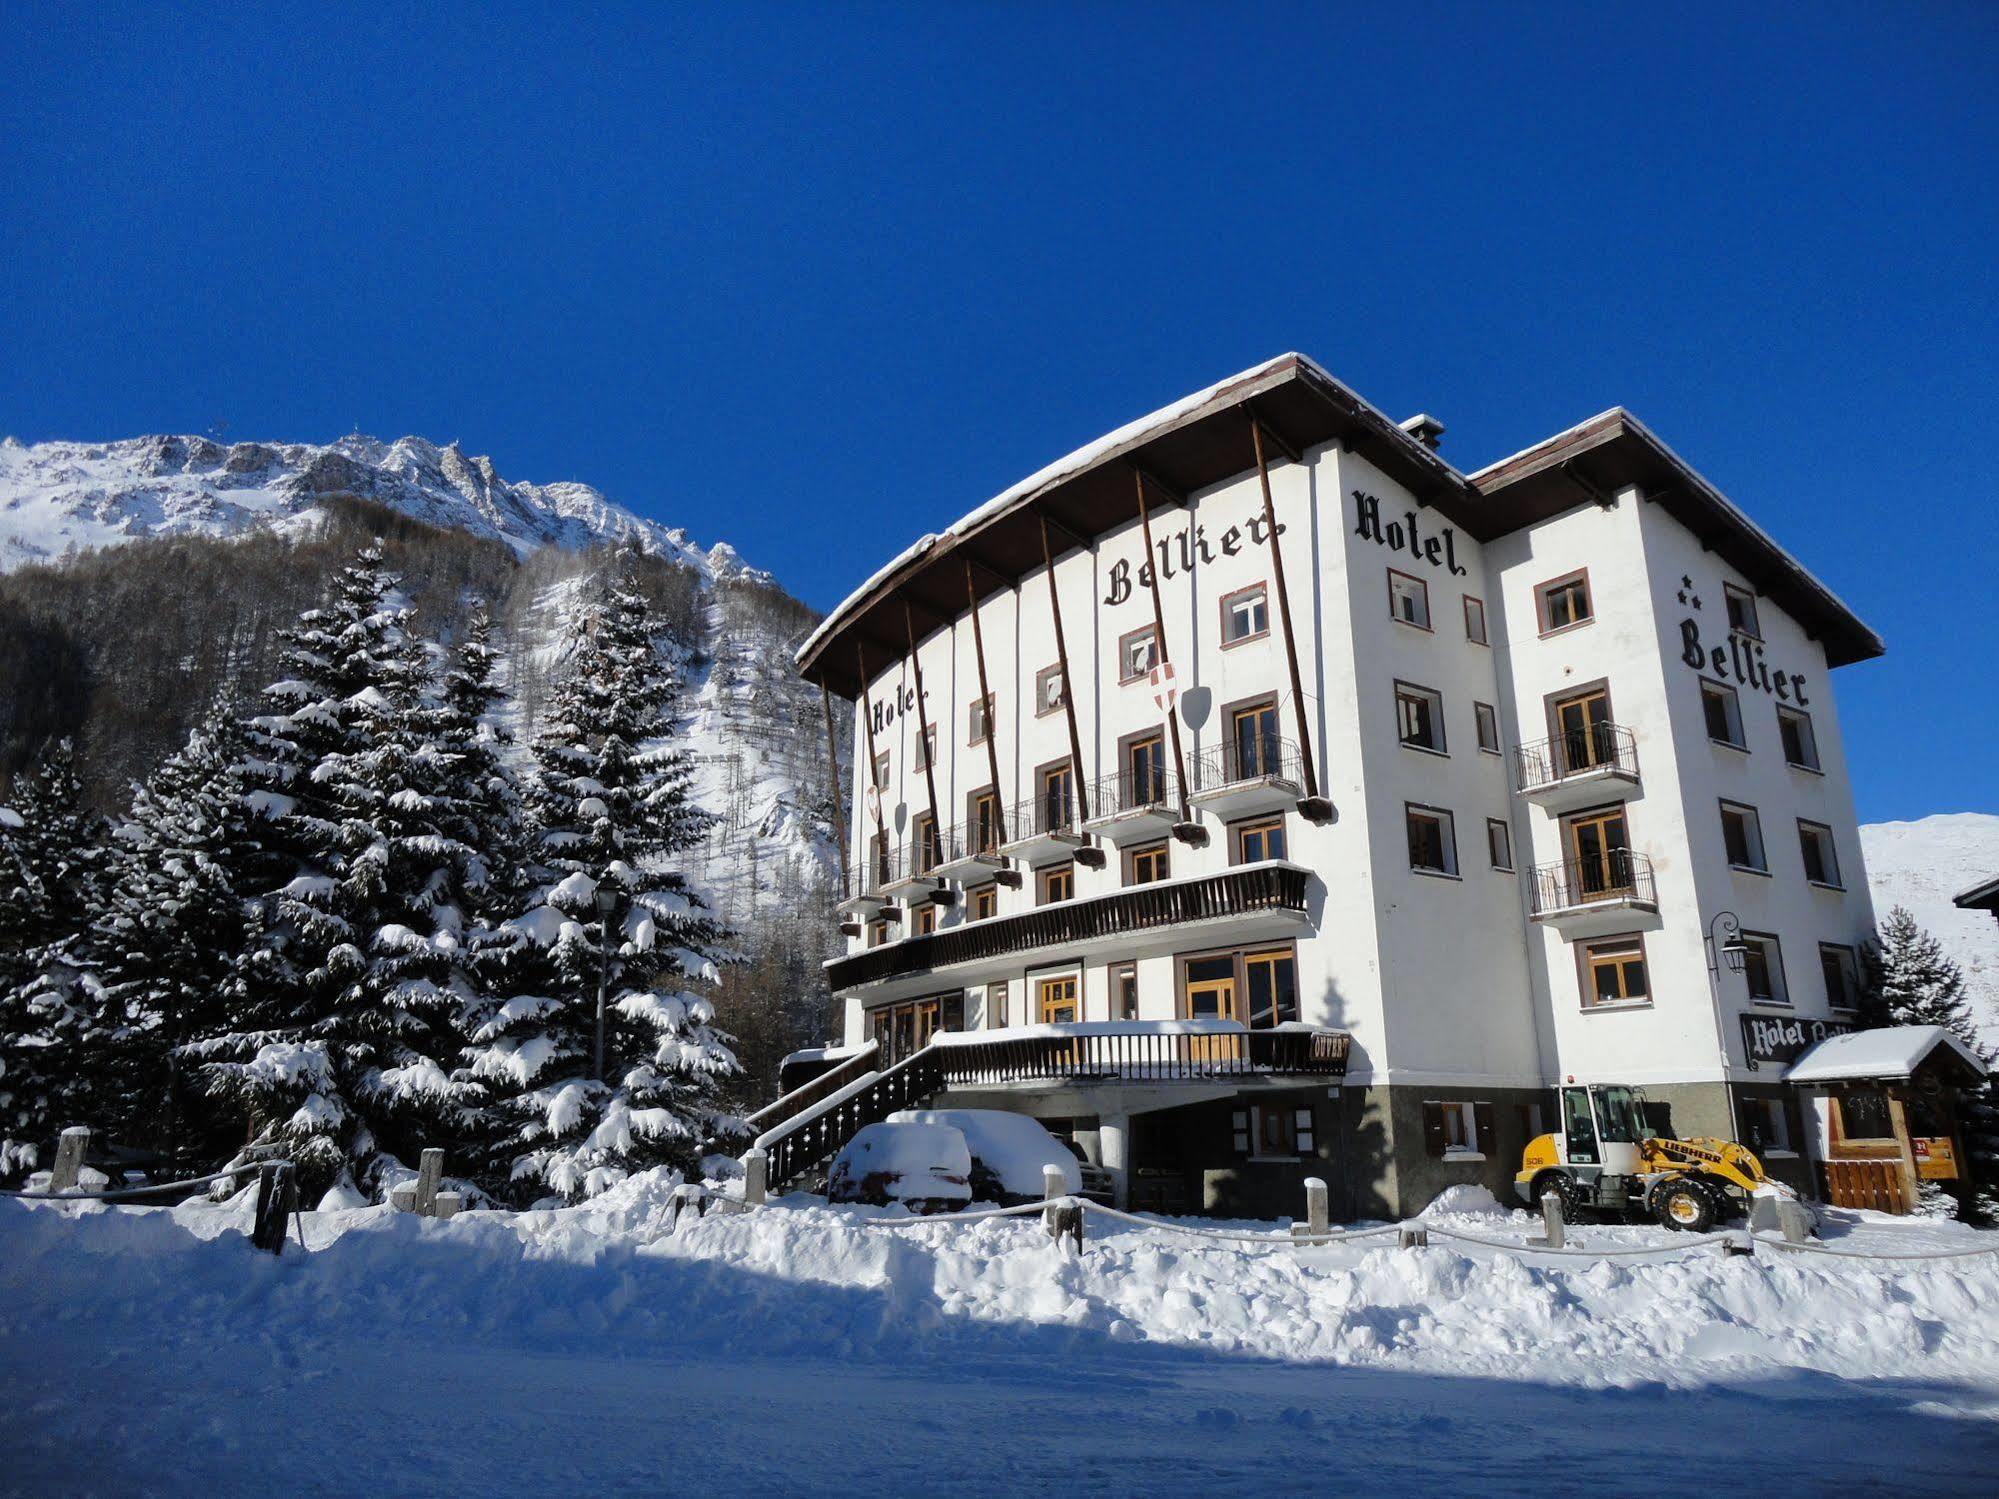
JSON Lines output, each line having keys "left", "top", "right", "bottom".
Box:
{"left": 1565, "top": 808, "right": 1631, "bottom": 898}
{"left": 1561, "top": 1086, "right": 1599, "bottom": 1165}
{"left": 1038, "top": 975, "right": 1080, "bottom": 1024}
{"left": 1554, "top": 688, "right": 1612, "bottom": 773}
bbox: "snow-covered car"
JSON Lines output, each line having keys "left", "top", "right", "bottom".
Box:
{"left": 826, "top": 1122, "right": 972, "bottom": 1212}
{"left": 888, "top": 1109, "right": 1082, "bottom": 1206}
{"left": 1061, "top": 1138, "right": 1116, "bottom": 1206}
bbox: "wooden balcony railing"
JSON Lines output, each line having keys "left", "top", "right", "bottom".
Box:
{"left": 826, "top": 862, "right": 1310, "bottom": 991}
{"left": 934, "top": 1025, "right": 1349, "bottom": 1085}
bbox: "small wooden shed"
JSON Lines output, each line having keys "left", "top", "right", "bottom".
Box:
{"left": 1786, "top": 1026, "right": 1988, "bottom": 1214}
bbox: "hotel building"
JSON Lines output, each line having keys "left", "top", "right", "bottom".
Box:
{"left": 789, "top": 354, "right": 1886, "bottom": 1220}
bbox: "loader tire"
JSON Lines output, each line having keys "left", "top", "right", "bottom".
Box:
{"left": 1650, "top": 1177, "right": 1718, "bottom": 1233}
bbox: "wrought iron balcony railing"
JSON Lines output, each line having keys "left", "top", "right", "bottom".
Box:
{"left": 1190, "top": 735, "right": 1304, "bottom": 793}
{"left": 1527, "top": 848, "right": 1657, "bottom": 916}
{"left": 1514, "top": 722, "right": 1639, "bottom": 793}
{"left": 1085, "top": 765, "right": 1180, "bottom": 820}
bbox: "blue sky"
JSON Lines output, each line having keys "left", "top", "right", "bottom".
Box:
{"left": 2, "top": 3, "right": 1994, "bottom": 822}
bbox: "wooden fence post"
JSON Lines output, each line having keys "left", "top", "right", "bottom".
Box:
{"left": 433, "top": 1191, "right": 462, "bottom": 1220}
{"left": 251, "top": 1162, "right": 295, "bottom": 1256}
{"left": 1043, "top": 1164, "right": 1066, "bottom": 1238}
{"left": 1303, "top": 1177, "right": 1329, "bottom": 1238}
{"left": 743, "top": 1147, "right": 768, "bottom": 1207}
{"left": 1398, "top": 1225, "right": 1428, "bottom": 1250}
{"left": 1536, "top": 1191, "right": 1565, "bottom": 1249}
{"left": 414, "top": 1148, "right": 444, "bottom": 1217}
{"left": 49, "top": 1126, "right": 90, "bottom": 1192}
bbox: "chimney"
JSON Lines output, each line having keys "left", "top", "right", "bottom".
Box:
{"left": 1399, "top": 413, "right": 1445, "bottom": 451}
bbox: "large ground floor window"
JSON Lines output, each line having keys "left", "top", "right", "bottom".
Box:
{"left": 867, "top": 991, "right": 965, "bottom": 1064}
{"left": 1176, "top": 943, "right": 1299, "bottom": 1026}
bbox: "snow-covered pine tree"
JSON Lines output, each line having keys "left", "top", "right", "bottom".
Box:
{"left": 469, "top": 579, "right": 738, "bottom": 1203}
{"left": 0, "top": 740, "right": 112, "bottom": 1178}
{"left": 90, "top": 705, "right": 260, "bottom": 1171}
{"left": 1860, "top": 905, "right": 1999, "bottom": 1223}
{"left": 197, "top": 547, "right": 482, "bottom": 1198}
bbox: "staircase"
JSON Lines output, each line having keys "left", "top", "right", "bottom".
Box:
{"left": 754, "top": 1044, "right": 947, "bottom": 1190}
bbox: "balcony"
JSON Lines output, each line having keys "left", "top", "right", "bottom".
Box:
{"left": 833, "top": 860, "right": 891, "bottom": 916}
{"left": 998, "top": 792, "right": 1090, "bottom": 864}
{"left": 1527, "top": 849, "right": 1661, "bottom": 936}
{"left": 1188, "top": 736, "right": 1305, "bottom": 819}
{"left": 931, "top": 819, "right": 1009, "bottom": 883}
{"left": 1514, "top": 723, "right": 1641, "bottom": 811}
{"left": 826, "top": 861, "right": 1311, "bottom": 992}
{"left": 932, "top": 1021, "right": 1351, "bottom": 1086}
{"left": 1081, "top": 767, "right": 1181, "bottom": 844}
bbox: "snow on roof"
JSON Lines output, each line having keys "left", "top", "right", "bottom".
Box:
{"left": 796, "top": 353, "right": 1456, "bottom": 668}
{"left": 1784, "top": 1025, "right": 1988, "bottom": 1084}
{"left": 1954, "top": 873, "right": 1999, "bottom": 911}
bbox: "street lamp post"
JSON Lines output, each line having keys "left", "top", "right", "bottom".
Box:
{"left": 1703, "top": 908, "right": 1750, "bottom": 1078}
{"left": 593, "top": 883, "right": 619, "bottom": 1083}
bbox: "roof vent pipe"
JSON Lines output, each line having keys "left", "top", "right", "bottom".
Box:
{"left": 1398, "top": 413, "right": 1445, "bottom": 450}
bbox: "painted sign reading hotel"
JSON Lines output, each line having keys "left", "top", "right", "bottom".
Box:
{"left": 868, "top": 682, "right": 926, "bottom": 735}
{"left": 1352, "top": 490, "right": 1469, "bottom": 576}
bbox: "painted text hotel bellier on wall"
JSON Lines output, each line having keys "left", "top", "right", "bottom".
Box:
{"left": 794, "top": 355, "right": 1883, "bottom": 1220}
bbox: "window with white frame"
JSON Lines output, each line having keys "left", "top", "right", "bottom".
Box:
{"left": 1463, "top": 595, "right": 1488, "bottom": 645}
{"left": 1724, "top": 583, "right": 1762, "bottom": 640}
{"left": 913, "top": 724, "right": 937, "bottom": 772}
{"left": 1798, "top": 820, "right": 1842, "bottom": 888}
{"left": 1777, "top": 705, "right": 1820, "bottom": 771}
{"left": 1720, "top": 800, "right": 1767, "bottom": 872}
{"left": 1406, "top": 803, "right": 1458, "bottom": 876}
{"left": 1536, "top": 571, "right": 1592, "bottom": 633}
{"left": 1035, "top": 663, "right": 1066, "bottom": 717}
{"left": 968, "top": 694, "right": 993, "bottom": 746}
{"left": 1741, "top": 930, "right": 1788, "bottom": 1005}
{"left": 1388, "top": 569, "right": 1431, "bottom": 630}
{"left": 1221, "top": 583, "right": 1270, "bottom": 645}
{"left": 1118, "top": 625, "right": 1159, "bottom": 683}
{"left": 1702, "top": 679, "right": 1746, "bottom": 749}
{"left": 1423, "top": 1100, "right": 1490, "bottom": 1159}
{"left": 1474, "top": 701, "right": 1500, "bottom": 754}
{"left": 1395, "top": 681, "right": 1446, "bottom": 753}
{"left": 1820, "top": 943, "right": 1861, "bottom": 1011}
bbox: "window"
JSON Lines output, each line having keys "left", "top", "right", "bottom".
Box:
{"left": 1233, "top": 1106, "right": 1316, "bottom": 1159}
{"left": 1126, "top": 841, "right": 1170, "bottom": 885}
{"left": 871, "top": 751, "right": 890, "bottom": 794}
{"left": 1039, "top": 761, "right": 1075, "bottom": 832}
{"left": 1474, "top": 702, "right": 1500, "bottom": 754}
{"left": 1737, "top": 1097, "right": 1792, "bottom": 1157}
{"left": 866, "top": 831, "right": 888, "bottom": 889}
{"left": 866, "top": 915, "right": 891, "bottom": 948}
{"left": 1777, "top": 705, "right": 1820, "bottom": 771}
{"left": 1183, "top": 954, "right": 1237, "bottom": 1021}
{"left": 970, "top": 884, "right": 998, "bottom": 921}
{"left": 1551, "top": 686, "right": 1614, "bottom": 772}
{"left": 1244, "top": 948, "right": 1299, "bottom": 1027}
{"left": 1423, "top": 1100, "right": 1493, "bottom": 1160}
{"left": 1564, "top": 807, "right": 1633, "bottom": 896}
{"left": 1536, "top": 570, "right": 1593, "bottom": 634}
{"left": 987, "top": 980, "right": 1009, "bottom": 1029}
{"left": 1720, "top": 801, "right": 1767, "bottom": 872}
{"left": 1724, "top": 583, "right": 1762, "bottom": 641}
{"left": 1487, "top": 817, "right": 1514, "bottom": 871}
{"left": 1798, "top": 820, "right": 1842, "bottom": 888}
{"left": 1118, "top": 625, "right": 1159, "bottom": 683}
{"left": 1230, "top": 701, "right": 1283, "bottom": 779}
{"left": 1037, "top": 974, "right": 1079, "bottom": 1024}
{"left": 1836, "top": 1090, "right": 1894, "bottom": 1142}
{"left": 1113, "top": 963, "right": 1138, "bottom": 1022}
{"left": 969, "top": 787, "right": 1002, "bottom": 854}
{"left": 1702, "top": 680, "right": 1746, "bottom": 749}
{"left": 1387, "top": 569, "right": 1431, "bottom": 630}
{"left": 912, "top": 903, "right": 937, "bottom": 936}
{"left": 939, "top": 992, "right": 965, "bottom": 1032}
{"left": 1220, "top": 583, "right": 1270, "bottom": 646}
{"left": 913, "top": 724, "right": 937, "bottom": 773}
{"left": 1035, "top": 663, "right": 1066, "bottom": 717}
{"left": 1395, "top": 681, "right": 1447, "bottom": 754}
{"left": 1463, "top": 595, "right": 1488, "bottom": 645}
{"left": 1820, "top": 943, "right": 1861, "bottom": 1011}
{"left": 1581, "top": 935, "right": 1650, "bottom": 1007}
{"left": 912, "top": 811, "right": 941, "bottom": 874}
{"left": 1405, "top": 803, "right": 1459, "bottom": 876}
{"left": 968, "top": 695, "right": 993, "bottom": 747}
{"left": 1039, "top": 862, "right": 1074, "bottom": 904}
{"left": 1123, "top": 731, "right": 1167, "bottom": 808}
{"left": 1741, "top": 931, "right": 1788, "bottom": 1005}
{"left": 1234, "top": 816, "right": 1287, "bottom": 864}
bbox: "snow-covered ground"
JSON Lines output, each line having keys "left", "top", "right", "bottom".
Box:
{"left": 4, "top": 1177, "right": 1996, "bottom": 1496}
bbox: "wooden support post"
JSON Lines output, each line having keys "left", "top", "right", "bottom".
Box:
{"left": 49, "top": 1126, "right": 90, "bottom": 1192}
{"left": 903, "top": 599, "right": 947, "bottom": 894}
{"left": 414, "top": 1148, "right": 444, "bottom": 1217}
{"left": 433, "top": 1191, "right": 463, "bottom": 1220}
{"left": 1248, "top": 414, "right": 1329, "bottom": 822}
{"left": 743, "top": 1146, "right": 768, "bottom": 1207}
{"left": 390, "top": 1183, "right": 417, "bottom": 1213}
{"left": 1398, "top": 1225, "right": 1429, "bottom": 1250}
{"left": 819, "top": 682, "right": 850, "bottom": 895}
{"left": 1131, "top": 470, "right": 1203, "bottom": 843}
{"left": 965, "top": 561, "right": 1007, "bottom": 855}
{"left": 250, "top": 1161, "right": 295, "bottom": 1256}
{"left": 855, "top": 643, "right": 890, "bottom": 890}
{"left": 1036, "top": 512, "right": 1102, "bottom": 865}
{"left": 1043, "top": 1162, "right": 1067, "bottom": 1237}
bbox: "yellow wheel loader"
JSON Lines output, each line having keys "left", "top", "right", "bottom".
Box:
{"left": 1514, "top": 1082, "right": 1792, "bottom": 1232}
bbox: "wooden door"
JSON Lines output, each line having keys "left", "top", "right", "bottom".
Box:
{"left": 1040, "top": 764, "right": 1074, "bottom": 834}
{"left": 1232, "top": 704, "right": 1280, "bottom": 779}
{"left": 1183, "top": 955, "right": 1241, "bottom": 1064}
{"left": 1038, "top": 976, "right": 1079, "bottom": 1024}
{"left": 1566, "top": 808, "right": 1631, "bottom": 897}
{"left": 1554, "top": 689, "right": 1611, "bottom": 772}
{"left": 1126, "top": 733, "right": 1166, "bottom": 808}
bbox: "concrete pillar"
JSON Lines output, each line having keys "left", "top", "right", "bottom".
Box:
{"left": 1303, "top": 1176, "right": 1329, "bottom": 1238}
{"left": 49, "top": 1127, "right": 90, "bottom": 1192}
{"left": 414, "top": 1148, "right": 444, "bottom": 1217}
{"left": 1098, "top": 1113, "right": 1130, "bottom": 1211}
{"left": 742, "top": 1147, "right": 768, "bottom": 1207}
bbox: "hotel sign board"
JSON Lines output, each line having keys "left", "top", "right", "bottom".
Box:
{"left": 1741, "top": 1014, "right": 1855, "bottom": 1071}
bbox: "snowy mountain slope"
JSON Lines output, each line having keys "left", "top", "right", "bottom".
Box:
{"left": 1862, "top": 812, "right": 1999, "bottom": 1047}
{"left": 0, "top": 431, "right": 762, "bottom": 580}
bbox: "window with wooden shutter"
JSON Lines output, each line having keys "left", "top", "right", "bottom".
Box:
{"left": 1422, "top": 1100, "right": 1447, "bottom": 1158}
{"left": 1474, "top": 1102, "right": 1496, "bottom": 1158}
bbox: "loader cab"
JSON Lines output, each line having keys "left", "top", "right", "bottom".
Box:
{"left": 1561, "top": 1083, "right": 1647, "bottom": 1175}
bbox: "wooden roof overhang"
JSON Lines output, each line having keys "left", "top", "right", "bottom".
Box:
{"left": 798, "top": 355, "right": 1479, "bottom": 698}
{"left": 1470, "top": 411, "right": 1884, "bottom": 669}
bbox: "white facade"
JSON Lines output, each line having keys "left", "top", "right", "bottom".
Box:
{"left": 803, "top": 357, "right": 1883, "bottom": 1212}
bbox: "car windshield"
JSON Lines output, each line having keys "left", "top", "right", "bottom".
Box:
{"left": 1594, "top": 1086, "right": 1647, "bottom": 1143}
